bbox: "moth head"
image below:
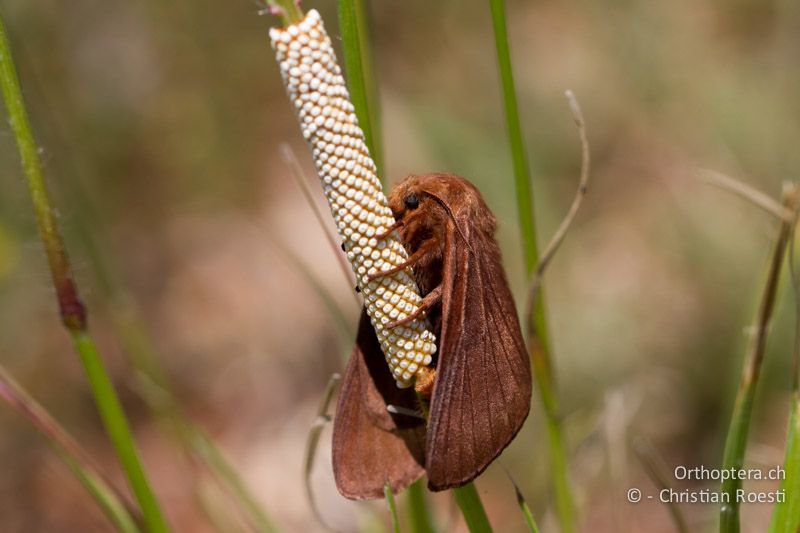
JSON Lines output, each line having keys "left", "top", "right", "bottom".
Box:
{"left": 389, "top": 173, "right": 496, "bottom": 237}
{"left": 388, "top": 176, "right": 427, "bottom": 221}
{"left": 403, "top": 193, "right": 420, "bottom": 211}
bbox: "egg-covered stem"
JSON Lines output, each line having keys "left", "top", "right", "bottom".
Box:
{"left": 269, "top": 10, "right": 436, "bottom": 388}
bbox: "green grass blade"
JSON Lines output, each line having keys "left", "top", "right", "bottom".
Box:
{"left": 719, "top": 186, "right": 798, "bottom": 532}
{"left": 335, "top": 5, "right": 439, "bottom": 530}
{"left": 543, "top": 414, "right": 574, "bottom": 531}
{"left": 0, "top": 366, "right": 141, "bottom": 533}
{"left": 0, "top": 14, "right": 169, "bottom": 532}
{"left": 58, "top": 449, "right": 143, "bottom": 533}
{"left": 453, "top": 483, "right": 492, "bottom": 533}
{"left": 406, "top": 480, "right": 436, "bottom": 533}
{"left": 62, "top": 172, "right": 279, "bottom": 532}
{"left": 768, "top": 395, "right": 800, "bottom": 532}
{"left": 182, "top": 424, "right": 277, "bottom": 533}
{"left": 769, "top": 198, "right": 800, "bottom": 533}
{"left": 507, "top": 475, "right": 540, "bottom": 533}
{"left": 488, "top": 0, "right": 537, "bottom": 274}
{"left": 195, "top": 479, "right": 249, "bottom": 533}
{"left": 48, "top": 124, "right": 278, "bottom": 530}
{"left": 384, "top": 482, "right": 400, "bottom": 533}
{"left": 280, "top": 143, "right": 357, "bottom": 298}
{"left": 13, "top": 5, "right": 279, "bottom": 527}
{"left": 338, "top": 0, "right": 384, "bottom": 180}
{"left": 71, "top": 332, "right": 170, "bottom": 532}
{"left": 633, "top": 438, "right": 689, "bottom": 533}
{"left": 518, "top": 499, "right": 540, "bottom": 533}
{"left": 487, "top": 1, "right": 575, "bottom": 530}
{"left": 719, "top": 391, "right": 756, "bottom": 533}
{"left": 264, "top": 232, "right": 355, "bottom": 353}
{"left": 113, "top": 314, "right": 277, "bottom": 532}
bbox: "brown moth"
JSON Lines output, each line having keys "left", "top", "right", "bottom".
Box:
{"left": 333, "top": 173, "right": 532, "bottom": 498}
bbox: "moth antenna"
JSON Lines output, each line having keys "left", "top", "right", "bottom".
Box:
{"left": 386, "top": 405, "right": 425, "bottom": 420}
{"left": 422, "top": 189, "right": 474, "bottom": 253}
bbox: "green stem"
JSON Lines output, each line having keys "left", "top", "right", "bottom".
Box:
{"left": 58, "top": 448, "right": 143, "bottom": 533}
{"left": 114, "top": 304, "right": 276, "bottom": 532}
{"left": 768, "top": 395, "right": 800, "bottom": 532}
{"left": 338, "top": 0, "right": 384, "bottom": 181}
{"left": 453, "top": 483, "right": 492, "bottom": 533}
{"left": 65, "top": 170, "right": 277, "bottom": 532}
{"left": 406, "top": 480, "right": 435, "bottom": 533}
{"left": 487, "top": 0, "right": 575, "bottom": 530}
{"left": 516, "top": 491, "right": 541, "bottom": 533}
{"left": 489, "top": 0, "right": 537, "bottom": 274}
{"left": 543, "top": 406, "right": 574, "bottom": 533}
{"left": 769, "top": 199, "right": 800, "bottom": 533}
{"left": 336, "top": 4, "right": 443, "bottom": 528}
{"left": 72, "top": 332, "right": 170, "bottom": 532}
{"left": 59, "top": 143, "right": 276, "bottom": 530}
{"left": 719, "top": 186, "right": 798, "bottom": 532}
{"left": 0, "top": 15, "right": 169, "bottom": 532}
{"left": 384, "top": 482, "right": 401, "bottom": 533}
{"left": 507, "top": 474, "right": 540, "bottom": 533}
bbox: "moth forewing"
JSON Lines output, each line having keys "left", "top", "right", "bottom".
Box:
{"left": 387, "top": 173, "right": 533, "bottom": 491}
{"left": 332, "top": 312, "right": 426, "bottom": 499}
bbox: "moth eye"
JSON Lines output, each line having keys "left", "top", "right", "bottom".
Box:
{"left": 404, "top": 194, "right": 419, "bottom": 210}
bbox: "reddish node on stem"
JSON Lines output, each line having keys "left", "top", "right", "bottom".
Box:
{"left": 58, "top": 282, "right": 87, "bottom": 331}
{"left": 267, "top": 5, "right": 284, "bottom": 17}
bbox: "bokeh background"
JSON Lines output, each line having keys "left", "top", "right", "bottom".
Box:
{"left": 1, "top": 0, "right": 799, "bottom": 531}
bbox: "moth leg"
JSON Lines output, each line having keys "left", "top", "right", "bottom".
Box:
{"left": 414, "top": 367, "right": 436, "bottom": 397}
{"left": 387, "top": 404, "right": 425, "bottom": 420}
{"left": 386, "top": 284, "right": 442, "bottom": 329}
{"left": 366, "top": 240, "right": 435, "bottom": 282}
{"left": 374, "top": 219, "right": 403, "bottom": 240}
{"left": 375, "top": 210, "right": 426, "bottom": 240}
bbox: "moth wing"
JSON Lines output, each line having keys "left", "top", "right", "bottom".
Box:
{"left": 425, "top": 222, "right": 532, "bottom": 491}
{"left": 332, "top": 311, "right": 426, "bottom": 500}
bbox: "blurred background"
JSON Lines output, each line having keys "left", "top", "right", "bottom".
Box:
{"left": 1, "top": 0, "right": 799, "bottom": 531}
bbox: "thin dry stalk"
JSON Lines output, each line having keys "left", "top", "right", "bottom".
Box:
{"left": 280, "top": 144, "right": 357, "bottom": 302}
{"left": 632, "top": 438, "right": 689, "bottom": 533}
{"left": 719, "top": 183, "right": 799, "bottom": 532}
{"left": 695, "top": 169, "right": 793, "bottom": 221}
{"left": 303, "top": 373, "right": 341, "bottom": 530}
{"left": 525, "top": 90, "right": 591, "bottom": 316}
